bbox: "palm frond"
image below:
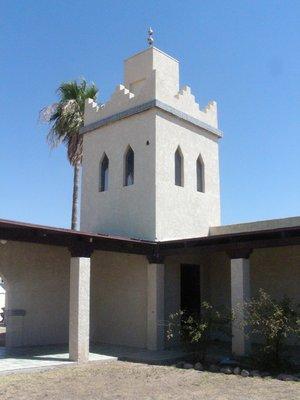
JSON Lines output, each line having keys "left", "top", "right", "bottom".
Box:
{"left": 39, "top": 103, "right": 58, "bottom": 123}
{"left": 41, "top": 79, "right": 99, "bottom": 165}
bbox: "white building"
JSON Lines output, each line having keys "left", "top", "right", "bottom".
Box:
{"left": 0, "top": 43, "right": 299, "bottom": 362}
{"left": 81, "top": 46, "right": 220, "bottom": 240}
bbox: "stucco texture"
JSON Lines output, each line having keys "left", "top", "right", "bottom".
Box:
{"left": 0, "top": 240, "right": 298, "bottom": 350}
{"left": 90, "top": 250, "right": 148, "bottom": 348}
{"left": 0, "top": 242, "right": 150, "bottom": 349}
{"left": 81, "top": 46, "right": 221, "bottom": 241}
{"left": 80, "top": 109, "right": 156, "bottom": 240}
{"left": 156, "top": 111, "right": 220, "bottom": 240}
{"left": 207, "top": 246, "right": 300, "bottom": 308}
{"left": 0, "top": 241, "right": 70, "bottom": 347}
{"left": 81, "top": 107, "right": 220, "bottom": 241}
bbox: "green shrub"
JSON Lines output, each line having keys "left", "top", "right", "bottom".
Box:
{"left": 167, "top": 302, "right": 231, "bottom": 362}
{"left": 244, "top": 289, "right": 300, "bottom": 371}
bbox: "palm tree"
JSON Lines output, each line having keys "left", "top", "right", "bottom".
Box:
{"left": 40, "top": 79, "right": 98, "bottom": 230}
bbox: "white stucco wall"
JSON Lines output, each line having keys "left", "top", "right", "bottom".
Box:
{"left": 80, "top": 110, "right": 156, "bottom": 239}
{"left": 81, "top": 108, "right": 220, "bottom": 240}
{"left": 251, "top": 246, "right": 300, "bottom": 301}
{"left": 0, "top": 239, "right": 298, "bottom": 349}
{"left": 206, "top": 246, "right": 300, "bottom": 318}
{"left": 81, "top": 46, "right": 221, "bottom": 240}
{"left": 90, "top": 250, "right": 148, "bottom": 348}
{"left": 124, "top": 47, "right": 179, "bottom": 100}
{"left": 85, "top": 47, "right": 218, "bottom": 129}
{"left": 0, "top": 241, "right": 70, "bottom": 347}
{"left": 210, "top": 216, "right": 300, "bottom": 236}
{"left": 155, "top": 111, "right": 220, "bottom": 240}
{"left": 91, "top": 248, "right": 250, "bottom": 350}
{"left": 0, "top": 242, "right": 150, "bottom": 349}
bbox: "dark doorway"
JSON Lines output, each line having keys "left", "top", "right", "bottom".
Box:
{"left": 180, "top": 264, "right": 201, "bottom": 316}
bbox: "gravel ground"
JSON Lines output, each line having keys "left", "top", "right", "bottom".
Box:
{"left": 0, "top": 360, "right": 299, "bottom": 400}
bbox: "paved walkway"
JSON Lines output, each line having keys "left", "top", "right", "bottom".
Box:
{"left": 2, "top": 343, "right": 298, "bottom": 375}
{"left": 0, "top": 346, "right": 116, "bottom": 373}
{"left": 0, "top": 344, "right": 189, "bottom": 374}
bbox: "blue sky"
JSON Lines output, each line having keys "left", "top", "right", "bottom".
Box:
{"left": 1, "top": 1, "right": 299, "bottom": 228}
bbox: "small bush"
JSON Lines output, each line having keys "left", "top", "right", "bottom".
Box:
{"left": 167, "top": 302, "right": 232, "bottom": 362}
{"left": 244, "top": 289, "right": 300, "bottom": 371}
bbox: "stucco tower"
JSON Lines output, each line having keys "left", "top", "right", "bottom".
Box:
{"left": 80, "top": 46, "right": 222, "bottom": 240}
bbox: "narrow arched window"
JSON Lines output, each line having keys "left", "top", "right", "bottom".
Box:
{"left": 175, "top": 147, "right": 183, "bottom": 186}
{"left": 100, "top": 153, "right": 109, "bottom": 192}
{"left": 124, "top": 146, "right": 134, "bottom": 186}
{"left": 197, "top": 155, "right": 205, "bottom": 192}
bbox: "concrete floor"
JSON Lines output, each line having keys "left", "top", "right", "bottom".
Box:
{"left": 0, "top": 344, "right": 188, "bottom": 374}
{"left": 1, "top": 342, "right": 298, "bottom": 375}
{"left": 0, "top": 346, "right": 116, "bottom": 373}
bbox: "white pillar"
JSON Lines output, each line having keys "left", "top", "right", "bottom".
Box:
{"left": 69, "top": 257, "right": 90, "bottom": 362}
{"left": 147, "top": 263, "right": 165, "bottom": 351}
{"left": 231, "top": 257, "right": 251, "bottom": 356}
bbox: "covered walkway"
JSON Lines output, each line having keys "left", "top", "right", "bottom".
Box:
{"left": 0, "top": 217, "right": 299, "bottom": 365}
{"left": 0, "top": 346, "right": 115, "bottom": 374}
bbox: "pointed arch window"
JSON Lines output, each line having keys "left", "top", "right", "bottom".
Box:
{"left": 124, "top": 146, "right": 134, "bottom": 186}
{"left": 197, "top": 155, "right": 205, "bottom": 192}
{"left": 99, "top": 153, "right": 109, "bottom": 192}
{"left": 175, "top": 147, "right": 184, "bottom": 186}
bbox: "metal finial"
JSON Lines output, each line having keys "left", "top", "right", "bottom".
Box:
{"left": 147, "top": 27, "right": 154, "bottom": 47}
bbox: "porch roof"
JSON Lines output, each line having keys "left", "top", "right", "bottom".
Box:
{"left": 0, "top": 219, "right": 155, "bottom": 256}
{"left": 0, "top": 217, "right": 300, "bottom": 258}
{"left": 158, "top": 220, "right": 300, "bottom": 257}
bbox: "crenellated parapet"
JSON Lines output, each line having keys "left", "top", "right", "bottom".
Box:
{"left": 84, "top": 85, "right": 135, "bottom": 125}
{"left": 84, "top": 98, "right": 101, "bottom": 125}
{"left": 173, "top": 86, "right": 218, "bottom": 128}
{"left": 84, "top": 47, "right": 218, "bottom": 130}
{"left": 98, "top": 85, "right": 135, "bottom": 119}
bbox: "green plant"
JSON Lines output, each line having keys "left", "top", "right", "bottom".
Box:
{"left": 40, "top": 79, "right": 98, "bottom": 230}
{"left": 244, "top": 289, "right": 300, "bottom": 371}
{"left": 167, "top": 302, "right": 232, "bottom": 362}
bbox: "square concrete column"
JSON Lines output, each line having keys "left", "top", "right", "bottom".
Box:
{"left": 230, "top": 255, "right": 251, "bottom": 356}
{"left": 69, "top": 256, "right": 91, "bottom": 362}
{"left": 147, "top": 262, "right": 165, "bottom": 351}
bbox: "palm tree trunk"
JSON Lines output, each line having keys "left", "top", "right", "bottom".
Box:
{"left": 71, "top": 163, "right": 80, "bottom": 230}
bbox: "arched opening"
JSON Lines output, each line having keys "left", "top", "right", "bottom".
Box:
{"left": 99, "top": 153, "right": 109, "bottom": 192}
{"left": 0, "top": 276, "right": 7, "bottom": 348}
{"left": 124, "top": 146, "right": 134, "bottom": 186}
{"left": 197, "top": 155, "right": 205, "bottom": 192}
{"left": 175, "top": 147, "right": 184, "bottom": 187}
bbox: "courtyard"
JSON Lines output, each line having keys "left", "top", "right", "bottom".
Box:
{"left": 1, "top": 3, "right": 300, "bottom": 400}
{"left": 0, "top": 360, "right": 299, "bottom": 400}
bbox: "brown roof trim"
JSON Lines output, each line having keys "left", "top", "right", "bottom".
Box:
{"left": 0, "top": 219, "right": 156, "bottom": 256}
{"left": 0, "top": 218, "right": 300, "bottom": 258}
{"left": 161, "top": 224, "right": 300, "bottom": 244}
{"left": 158, "top": 225, "right": 300, "bottom": 255}
{"left": 0, "top": 218, "right": 155, "bottom": 243}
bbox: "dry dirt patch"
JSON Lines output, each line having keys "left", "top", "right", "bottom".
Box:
{"left": 0, "top": 360, "right": 299, "bottom": 400}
